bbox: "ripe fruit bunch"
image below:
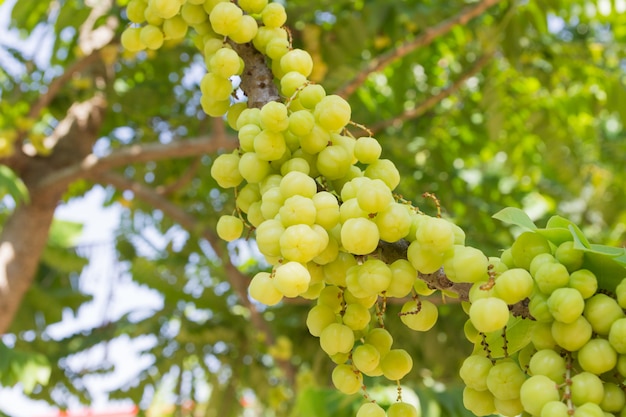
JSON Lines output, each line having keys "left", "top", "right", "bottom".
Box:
{"left": 120, "top": 2, "right": 626, "bottom": 417}
{"left": 460, "top": 226, "right": 626, "bottom": 416}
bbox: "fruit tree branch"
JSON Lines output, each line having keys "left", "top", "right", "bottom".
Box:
{"left": 230, "top": 42, "right": 280, "bottom": 108}
{"left": 377, "top": 239, "right": 532, "bottom": 318}
{"left": 336, "top": 0, "right": 503, "bottom": 98}
{"left": 370, "top": 53, "right": 493, "bottom": 133}
{"left": 34, "top": 133, "right": 238, "bottom": 191}
{"left": 93, "top": 172, "right": 297, "bottom": 383}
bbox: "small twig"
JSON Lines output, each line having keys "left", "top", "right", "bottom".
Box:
{"left": 481, "top": 332, "right": 494, "bottom": 363}
{"left": 501, "top": 325, "right": 508, "bottom": 357}
{"left": 422, "top": 192, "right": 442, "bottom": 217}
{"left": 370, "top": 53, "right": 493, "bottom": 134}
{"left": 336, "top": 0, "right": 503, "bottom": 98}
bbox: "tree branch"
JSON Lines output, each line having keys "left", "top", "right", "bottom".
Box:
{"left": 336, "top": 0, "right": 503, "bottom": 98}
{"left": 93, "top": 172, "right": 297, "bottom": 383}
{"left": 377, "top": 239, "right": 532, "bottom": 318}
{"left": 0, "top": 96, "right": 107, "bottom": 335}
{"left": 34, "top": 134, "right": 238, "bottom": 191}
{"left": 230, "top": 42, "right": 280, "bottom": 108}
{"left": 370, "top": 53, "right": 493, "bottom": 134}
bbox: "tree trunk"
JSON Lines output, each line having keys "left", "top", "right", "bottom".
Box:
{"left": 0, "top": 95, "right": 106, "bottom": 334}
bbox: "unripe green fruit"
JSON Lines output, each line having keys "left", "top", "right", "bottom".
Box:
{"left": 400, "top": 300, "right": 438, "bottom": 332}
{"left": 494, "top": 268, "right": 534, "bottom": 304}
{"left": 534, "top": 262, "right": 570, "bottom": 294}
{"left": 387, "top": 402, "right": 420, "bottom": 417}
{"left": 469, "top": 297, "right": 509, "bottom": 333}
{"left": 356, "top": 402, "right": 386, "bottom": 417}
{"left": 331, "top": 364, "right": 362, "bottom": 395}
{"left": 319, "top": 323, "right": 354, "bottom": 355}
{"left": 216, "top": 215, "right": 243, "bottom": 241}
{"left": 570, "top": 371, "right": 604, "bottom": 406}
{"left": 519, "top": 375, "right": 560, "bottom": 415}
{"left": 352, "top": 344, "right": 380, "bottom": 374}
{"left": 583, "top": 293, "right": 624, "bottom": 335}
{"left": 463, "top": 387, "right": 496, "bottom": 416}
{"left": 551, "top": 315, "right": 592, "bottom": 351}
{"left": 547, "top": 287, "right": 584, "bottom": 323}
{"left": 554, "top": 240, "right": 584, "bottom": 271}
{"left": 577, "top": 338, "right": 617, "bottom": 375}
{"left": 568, "top": 269, "right": 598, "bottom": 299}
{"left": 380, "top": 349, "right": 413, "bottom": 381}
{"left": 459, "top": 354, "right": 493, "bottom": 391}
{"left": 486, "top": 360, "right": 526, "bottom": 400}
{"left": 248, "top": 272, "right": 282, "bottom": 305}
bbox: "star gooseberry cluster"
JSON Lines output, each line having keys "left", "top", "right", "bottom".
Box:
{"left": 120, "top": 1, "right": 626, "bottom": 416}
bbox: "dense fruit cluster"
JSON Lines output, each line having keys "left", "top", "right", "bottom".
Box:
{"left": 461, "top": 229, "right": 626, "bottom": 417}
{"left": 121, "top": 2, "right": 626, "bottom": 417}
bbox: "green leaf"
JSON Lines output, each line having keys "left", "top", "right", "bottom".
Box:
{"left": 473, "top": 316, "right": 532, "bottom": 359}
{"left": 569, "top": 224, "right": 592, "bottom": 249}
{"left": 0, "top": 165, "right": 29, "bottom": 204}
{"left": 10, "top": 0, "right": 52, "bottom": 33}
{"left": 535, "top": 227, "right": 571, "bottom": 246}
{"left": 47, "top": 219, "right": 83, "bottom": 248}
{"left": 492, "top": 207, "right": 537, "bottom": 231}
{"left": 18, "top": 353, "right": 51, "bottom": 394}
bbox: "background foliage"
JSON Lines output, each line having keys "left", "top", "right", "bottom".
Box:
{"left": 0, "top": 0, "right": 624, "bottom": 416}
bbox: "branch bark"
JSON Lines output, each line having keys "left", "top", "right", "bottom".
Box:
{"left": 377, "top": 239, "right": 532, "bottom": 318}
{"left": 93, "top": 172, "right": 298, "bottom": 384}
{"left": 336, "top": 0, "right": 503, "bottom": 98}
{"left": 35, "top": 133, "right": 237, "bottom": 192}
{"left": 230, "top": 42, "right": 280, "bottom": 108}
{"left": 370, "top": 53, "right": 493, "bottom": 134}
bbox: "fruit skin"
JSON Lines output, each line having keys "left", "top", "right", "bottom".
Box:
{"left": 570, "top": 371, "right": 604, "bottom": 406}
{"left": 609, "top": 318, "right": 626, "bottom": 354}
{"left": 578, "top": 338, "right": 617, "bottom": 375}
{"left": 583, "top": 293, "right": 625, "bottom": 336}
{"left": 380, "top": 349, "right": 413, "bottom": 381}
{"left": 319, "top": 323, "right": 354, "bottom": 356}
{"left": 547, "top": 287, "right": 584, "bottom": 323}
{"left": 494, "top": 268, "right": 534, "bottom": 304}
{"left": 400, "top": 300, "right": 438, "bottom": 332}
{"left": 331, "top": 364, "right": 362, "bottom": 395}
{"left": 551, "top": 315, "right": 592, "bottom": 352}
{"left": 387, "top": 402, "right": 420, "bottom": 417}
{"left": 519, "top": 375, "right": 560, "bottom": 416}
{"left": 486, "top": 360, "right": 526, "bottom": 401}
{"left": 356, "top": 402, "right": 386, "bottom": 417}
{"left": 469, "top": 297, "right": 509, "bottom": 333}
{"left": 463, "top": 387, "right": 496, "bottom": 416}
{"left": 533, "top": 262, "right": 570, "bottom": 294}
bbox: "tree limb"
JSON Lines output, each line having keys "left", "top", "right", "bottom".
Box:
{"left": 377, "top": 239, "right": 532, "bottom": 318}
{"left": 34, "top": 134, "right": 238, "bottom": 191}
{"left": 230, "top": 42, "right": 280, "bottom": 108}
{"left": 370, "top": 53, "right": 493, "bottom": 134}
{"left": 336, "top": 0, "right": 503, "bottom": 98}
{"left": 93, "top": 172, "right": 297, "bottom": 383}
